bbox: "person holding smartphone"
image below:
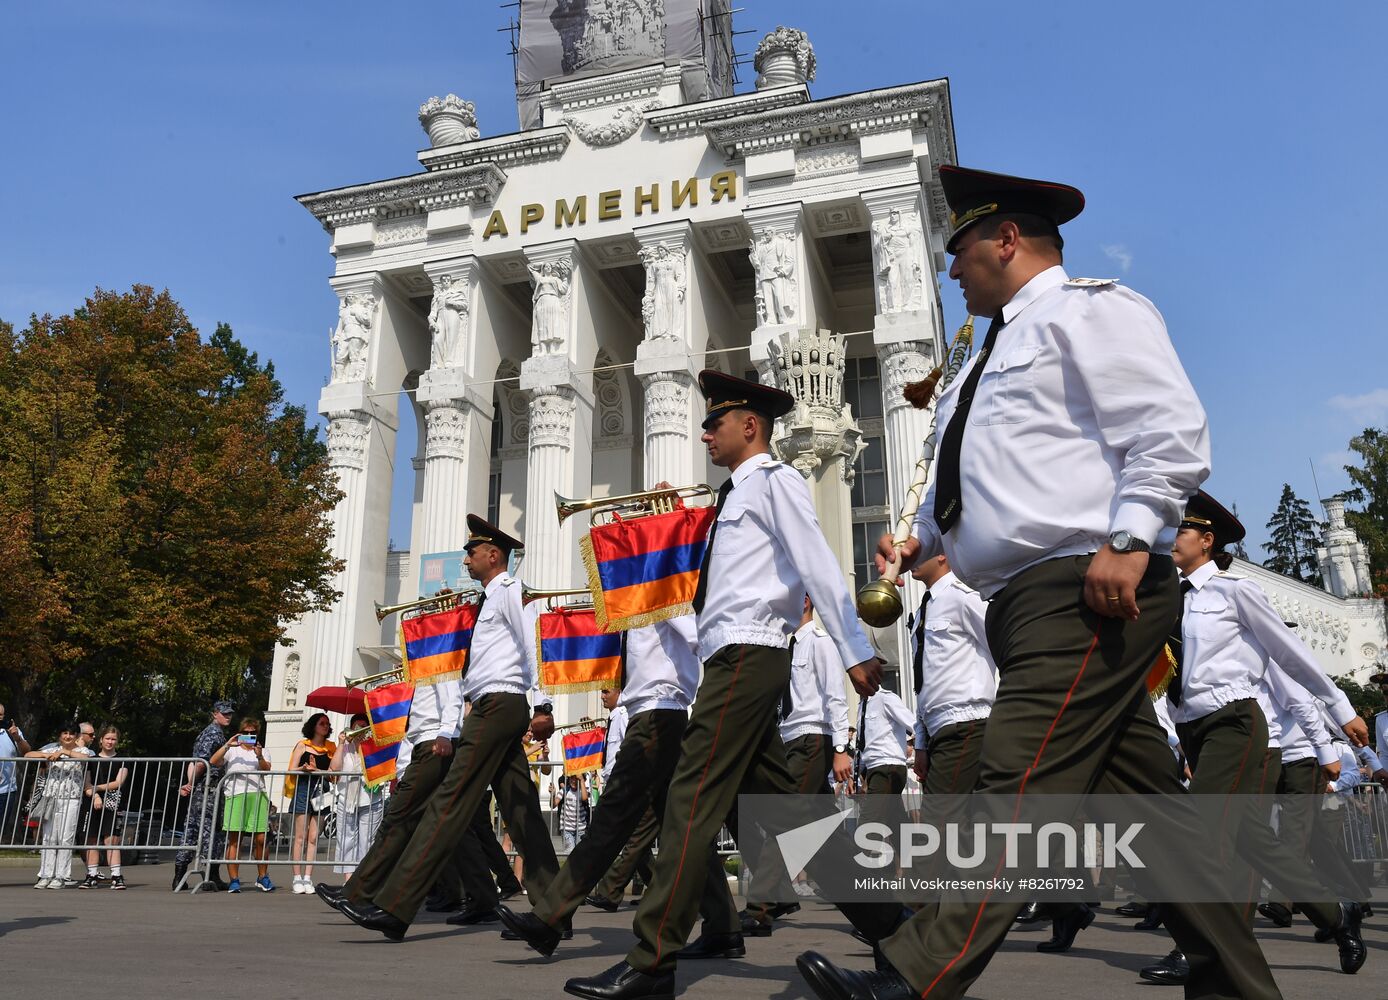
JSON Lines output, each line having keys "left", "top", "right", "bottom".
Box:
{"left": 211, "top": 717, "right": 273, "bottom": 892}
{"left": 286, "top": 713, "right": 336, "bottom": 894}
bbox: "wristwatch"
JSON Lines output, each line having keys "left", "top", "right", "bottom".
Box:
{"left": 834, "top": 743, "right": 848, "bottom": 755}
{"left": 533, "top": 702, "right": 554, "bottom": 717}
{"left": 1107, "top": 530, "right": 1151, "bottom": 554}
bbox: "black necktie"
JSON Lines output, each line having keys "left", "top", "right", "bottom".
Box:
{"left": 933, "top": 312, "right": 1007, "bottom": 532}
{"left": 781, "top": 636, "right": 798, "bottom": 720}
{"left": 460, "top": 591, "right": 486, "bottom": 677}
{"left": 617, "top": 631, "right": 628, "bottom": 692}
{"left": 910, "top": 591, "right": 931, "bottom": 697}
{"left": 1166, "top": 580, "right": 1194, "bottom": 706}
{"left": 691, "top": 479, "right": 735, "bottom": 615}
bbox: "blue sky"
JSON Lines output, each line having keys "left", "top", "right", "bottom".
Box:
{"left": 3, "top": 1, "right": 1385, "bottom": 558}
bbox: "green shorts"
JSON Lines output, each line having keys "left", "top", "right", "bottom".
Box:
{"left": 223, "top": 792, "right": 270, "bottom": 833}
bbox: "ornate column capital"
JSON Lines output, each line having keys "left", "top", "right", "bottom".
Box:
{"left": 324, "top": 410, "right": 372, "bottom": 472}
{"left": 422, "top": 403, "right": 474, "bottom": 461}
{"left": 765, "top": 328, "right": 864, "bottom": 482}
{"left": 526, "top": 384, "right": 578, "bottom": 451}
{"left": 877, "top": 341, "right": 934, "bottom": 413}
{"left": 639, "top": 370, "right": 694, "bottom": 437}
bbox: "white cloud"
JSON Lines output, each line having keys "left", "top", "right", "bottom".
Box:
{"left": 1326, "top": 387, "right": 1388, "bottom": 422}
{"left": 1101, "top": 244, "right": 1133, "bottom": 273}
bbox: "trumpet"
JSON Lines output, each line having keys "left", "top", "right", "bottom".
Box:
{"left": 856, "top": 317, "right": 976, "bottom": 628}
{"left": 521, "top": 585, "right": 594, "bottom": 608}
{"left": 345, "top": 668, "right": 405, "bottom": 690}
{"left": 342, "top": 724, "right": 373, "bottom": 741}
{"left": 554, "top": 483, "right": 714, "bottom": 526}
{"left": 374, "top": 589, "right": 479, "bottom": 623}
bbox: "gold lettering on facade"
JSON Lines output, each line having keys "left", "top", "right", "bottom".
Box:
{"left": 556, "top": 196, "right": 587, "bottom": 228}
{"left": 710, "top": 170, "right": 737, "bottom": 204}
{"left": 671, "top": 178, "right": 698, "bottom": 210}
{"left": 520, "top": 203, "right": 545, "bottom": 234}
{"left": 598, "top": 189, "right": 622, "bottom": 221}
{"left": 634, "top": 184, "right": 659, "bottom": 216}
{"left": 483, "top": 210, "right": 509, "bottom": 240}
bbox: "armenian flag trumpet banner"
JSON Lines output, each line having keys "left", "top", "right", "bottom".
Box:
{"left": 1146, "top": 643, "right": 1177, "bottom": 699}
{"left": 363, "top": 681, "right": 414, "bottom": 747}
{"left": 561, "top": 727, "right": 607, "bottom": 777}
{"left": 361, "top": 737, "right": 401, "bottom": 791}
{"left": 579, "top": 504, "right": 717, "bottom": 630}
{"left": 400, "top": 602, "right": 479, "bottom": 686}
{"left": 536, "top": 606, "right": 623, "bottom": 694}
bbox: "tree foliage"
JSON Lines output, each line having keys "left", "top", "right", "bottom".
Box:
{"left": 0, "top": 287, "right": 341, "bottom": 753}
{"left": 1262, "top": 483, "right": 1321, "bottom": 584}
{"left": 1343, "top": 427, "right": 1388, "bottom": 598}
{"left": 1333, "top": 675, "right": 1386, "bottom": 730}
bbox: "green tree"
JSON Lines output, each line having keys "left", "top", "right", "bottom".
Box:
{"left": 1343, "top": 427, "right": 1388, "bottom": 598}
{"left": 1263, "top": 483, "right": 1321, "bottom": 584}
{"left": 1229, "top": 502, "right": 1251, "bottom": 561}
{"left": 0, "top": 287, "right": 342, "bottom": 754}
{"left": 1333, "top": 674, "right": 1385, "bottom": 728}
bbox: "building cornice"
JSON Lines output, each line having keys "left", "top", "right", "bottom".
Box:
{"left": 296, "top": 162, "right": 507, "bottom": 232}
{"left": 646, "top": 84, "right": 810, "bottom": 139}
{"left": 418, "top": 126, "right": 570, "bottom": 172}
{"left": 546, "top": 62, "right": 677, "bottom": 112}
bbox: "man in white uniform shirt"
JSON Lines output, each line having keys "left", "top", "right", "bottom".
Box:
{"left": 739, "top": 597, "right": 852, "bottom": 935}
{"left": 566, "top": 372, "right": 902, "bottom": 1000}
{"left": 799, "top": 166, "right": 1280, "bottom": 1000}
{"left": 586, "top": 687, "right": 656, "bottom": 911}
{"left": 1371, "top": 671, "right": 1388, "bottom": 787}
{"left": 500, "top": 613, "right": 742, "bottom": 959}
{"left": 339, "top": 515, "right": 559, "bottom": 941}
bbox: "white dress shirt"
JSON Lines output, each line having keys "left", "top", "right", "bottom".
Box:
{"left": 910, "top": 572, "right": 998, "bottom": 741}
{"left": 1376, "top": 712, "right": 1388, "bottom": 773}
{"left": 600, "top": 705, "right": 629, "bottom": 784}
{"left": 860, "top": 689, "right": 915, "bottom": 772}
{"left": 622, "top": 614, "right": 701, "bottom": 717}
{"left": 1327, "top": 743, "right": 1363, "bottom": 797}
{"left": 697, "top": 451, "right": 874, "bottom": 667}
{"left": 463, "top": 572, "right": 543, "bottom": 704}
{"left": 1171, "top": 560, "right": 1356, "bottom": 728}
{"left": 780, "top": 622, "right": 851, "bottom": 747}
{"left": 911, "top": 266, "right": 1210, "bottom": 597}
{"left": 1262, "top": 662, "right": 1337, "bottom": 766}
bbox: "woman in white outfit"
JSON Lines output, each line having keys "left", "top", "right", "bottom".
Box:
{"left": 330, "top": 713, "right": 385, "bottom": 881}
{"left": 26, "top": 721, "right": 94, "bottom": 888}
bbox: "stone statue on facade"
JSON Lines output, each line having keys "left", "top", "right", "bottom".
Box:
{"left": 750, "top": 230, "right": 797, "bottom": 326}
{"left": 871, "top": 207, "right": 927, "bottom": 313}
{"left": 529, "top": 260, "right": 572, "bottom": 355}
{"left": 428, "top": 273, "right": 469, "bottom": 369}
{"left": 639, "top": 243, "right": 686, "bottom": 342}
{"left": 330, "top": 292, "right": 374, "bottom": 383}
{"left": 552, "top": 0, "right": 665, "bottom": 75}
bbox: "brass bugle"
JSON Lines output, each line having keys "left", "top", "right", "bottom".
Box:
{"left": 374, "top": 589, "right": 478, "bottom": 622}
{"left": 345, "top": 668, "right": 405, "bottom": 690}
{"left": 343, "top": 724, "right": 372, "bottom": 741}
{"left": 554, "top": 483, "right": 714, "bottom": 525}
{"left": 521, "top": 585, "right": 592, "bottom": 607}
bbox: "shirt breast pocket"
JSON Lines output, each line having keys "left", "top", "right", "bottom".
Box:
{"left": 1186, "top": 594, "right": 1228, "bottom": 640}
{"left": 970, "top": 344, "right": 1042, "bottom": 426}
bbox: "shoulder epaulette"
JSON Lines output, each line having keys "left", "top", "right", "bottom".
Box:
{"left": 1064, "top": 277, "right": 1118, "bottom": 288}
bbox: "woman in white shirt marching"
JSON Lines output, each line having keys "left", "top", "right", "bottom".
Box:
{"left": 1139, "top": 491, "right": 1370, "bottom": 984}
{"left": 25, "top": 721, "right": 94, "bottom": 888}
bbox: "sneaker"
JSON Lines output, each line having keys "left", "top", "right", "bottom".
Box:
{"left": 79, "top": 875, "right": 100, "bottom": 889}
{"left": 49, "top": 879, "right": 68, "bottom": 889}
{"left": 256, "top": 876, "right": 276, "bottom": 892}
{"left": 293, "top": 875, "right": 307, "bottom": 894}
{"left": 110, "top": 876, "right": 126, "bottom": 890}
{"left": 34, "top": 878, "right": 52, "bottom": 889}
{"left": 227, "top": 879, "right": 242, "bottom": 893}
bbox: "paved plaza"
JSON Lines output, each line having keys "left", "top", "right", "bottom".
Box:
{"left": 4, "top": 864, "right": 1383, "bottom": 998}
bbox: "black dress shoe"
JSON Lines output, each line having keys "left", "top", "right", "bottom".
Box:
{"left": 767, "top": 900, "right": 801, "bottom": 919}
{"left": 503, "top": 924, "right": 573, "bottom": 942}
{"left": 1135, "top": 903, "right": 1165, "bottom": 931}
{"left": 1037, "top": 904, "right": 1094, "bottom": 953}
{"left": 498, "top": 883, "right": 523, "bottom": 901}
{"left": 564, "top": 960, "right": 674, "bottom": 1000}
{"left": 425, "top": 896, "right": 463, "bottom": 913}
{"left": 676, "top": 931, "right": 745, "bottom": 960}
{"left": 497, "top": 903, "right": 563, "bottom": 957}
{"left": 1014, "top": 901, "right": 1050, "bottom": 926}
{"left": 446, "top": 902, "right": 500, "bottom": 925}
{"left": 1139, "top": 950, "right": 1189, "bottom": 985}
{"left": 796, "top": 950, "right": 913, "bottom": 1000}
{"left": 584, "top": 893, "right": 621, "bottom": 912}
{"left": 1315, "top": 925, "right": 1336, "bottom": 943}
{"left": 314, "top": 882, "right": 346, "bottom": 911}
{"left": 1115, "top": 899, "right": 1148, "bottom": 919}
{"left": 740, "top": 913, "right": 774, "bottom": 937}
{"left": 339, "top": 899, "right": 408, "bottom": 941}
{"left": 1335, "top": 902, "right": 1367, "bottom": 975}
{"left": 1258, "top": 901, "right": 1293, "bottom": 927}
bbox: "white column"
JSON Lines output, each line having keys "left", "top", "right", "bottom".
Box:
{"left": 520, "top": 241, "right": 593, "bottom": 589}
{"left": 634, "top": 221, "right": 700, "bottom": 489}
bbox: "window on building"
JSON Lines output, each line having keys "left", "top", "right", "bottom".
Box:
{"left": 843, "top": 356, "right": 882, "bottom": 420}
{"left": 851, "top": 435, "right": 887, "bottom": 509}
{"left": 851, "top": 518, "right": 889, "bottom": 592}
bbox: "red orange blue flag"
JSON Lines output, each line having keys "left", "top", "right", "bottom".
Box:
{"left": 580, "top": 504, "right": 717, "bottom": 631}
{"left": 361, "top": 736, "right": 400, "bottom": 790}
{"left": 400, "top": 602, "right": 479, "bottom": 686}
{"left": 561, "top": 727, "right": 606, "bottom": 777}
{"left": 536, "top": 606, "right": 622, "bottom": 694}
{"left": 363, "top": 681, "right": 414, "bottom": 747}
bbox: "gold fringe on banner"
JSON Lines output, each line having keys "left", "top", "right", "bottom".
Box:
{"left": 579, "top": 534, "right": 696, "bottom": 632}
{"left": 1146, "top": 644, "right": 1177, "bottom": 700}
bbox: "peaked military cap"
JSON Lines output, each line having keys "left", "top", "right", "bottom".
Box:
{"left": 940, "top": 164, "right": 1085, "bottom": 254}
{"left": 1180, "top": 490, "right": 1246, "bottom": 548}
{"left": 698, "top": 369, "right": 795, "bottom": 430}
{"left": 464, "top": 514, "right": 522, "bottom": 554}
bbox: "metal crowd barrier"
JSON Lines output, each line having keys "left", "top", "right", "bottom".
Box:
{"left": 0, "top": 756, "right": 211, "bottom": 880}
{"left": 1339, "top": 783, "right": 1388, "bottom": 867}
